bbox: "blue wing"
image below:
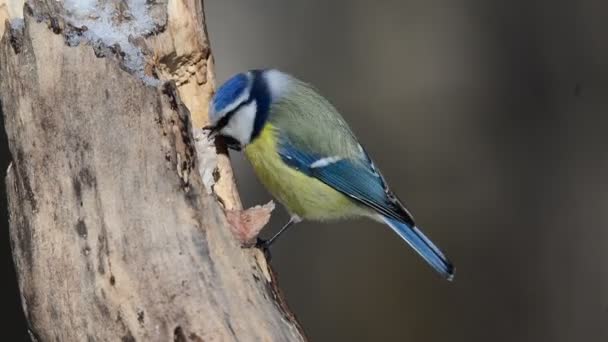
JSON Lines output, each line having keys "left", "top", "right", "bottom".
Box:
{"left": 278, "top": 138, "right": 455, "bottom": 280}
{"left": 277, "top": 138, "right": 414, "bottom": 224}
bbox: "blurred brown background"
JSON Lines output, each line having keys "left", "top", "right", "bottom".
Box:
{"left": 2, "top": 0, "right": 608, "bottom": 340}
{"left": 205, "top": 0, "right": 608, "bottom": 341}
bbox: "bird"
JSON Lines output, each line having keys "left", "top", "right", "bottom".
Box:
{"left": 207, "top": 69, "right": 454, "bottom": 281}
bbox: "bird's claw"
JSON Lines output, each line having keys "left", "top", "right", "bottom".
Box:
{"left": 254, "top": 238, "right": 273, "bottom": 261}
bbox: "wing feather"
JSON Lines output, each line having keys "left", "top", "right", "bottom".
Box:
{"left": 278, "top": 138, "right": 414, "bottom": 226}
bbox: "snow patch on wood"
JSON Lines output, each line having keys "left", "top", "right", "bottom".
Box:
{"left": 62, "top": 0, "right": 160, "bottom": 85}
{"left": 0, "top": 0, "right": 24, "bottom": 38}
{"left": 9, "top": 17, "right": 23, "bottom": 29}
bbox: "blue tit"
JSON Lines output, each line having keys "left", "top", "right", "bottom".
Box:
{"left": 208, "top": 69, "right": 454, "bottom": 280}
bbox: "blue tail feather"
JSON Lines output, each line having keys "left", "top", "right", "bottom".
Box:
{"left": 382, "top": 216, "right": 455, "bottom": 281}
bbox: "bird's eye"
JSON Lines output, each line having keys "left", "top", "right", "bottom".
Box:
{"left": 223, "top": 136, "right": 242, "bottom": 151}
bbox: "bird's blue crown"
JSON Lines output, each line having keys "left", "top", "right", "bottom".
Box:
{"left": 210, "top": 72, "right": 250, "bottom": 122}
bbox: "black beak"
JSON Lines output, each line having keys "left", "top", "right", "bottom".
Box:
{"left": 202, "top": 125, "right": 242, "bottom": 151}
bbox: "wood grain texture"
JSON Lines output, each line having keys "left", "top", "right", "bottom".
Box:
{"left": 149, "top": 0, "right": 243, "bottom": 210}
{"left": 1, "top": 2, "right": 305, "bottom": 341}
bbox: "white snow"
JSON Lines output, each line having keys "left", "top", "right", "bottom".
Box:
{"left": 62, "top": 0, "right": 160, "bottom": 85}
{"left": 9, "top": 18, "right": 24, "bottom": 31}
{"left": 63, "top": 0, "right": 97, "bottom": 16}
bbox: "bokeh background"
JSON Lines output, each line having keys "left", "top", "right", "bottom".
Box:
{"left": 2, "top": 0, "right": 608, "bottom": 341}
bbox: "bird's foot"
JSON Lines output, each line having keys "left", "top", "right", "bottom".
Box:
{"left": 254, "top": 237, "right": 273, "bottom": 261}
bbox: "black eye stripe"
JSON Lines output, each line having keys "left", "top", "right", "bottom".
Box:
{"left": 214, "top": 97, "right": 254, "bottom": 131}
{"left": 214, "top": 110, "right": 236, "bottom": 131}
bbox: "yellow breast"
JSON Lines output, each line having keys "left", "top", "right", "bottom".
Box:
{"left": 244, "top": 123, "right": 363, "bottom": 221}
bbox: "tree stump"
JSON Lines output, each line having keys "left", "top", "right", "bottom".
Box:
{"left": 0, "top": 0, "right": 305, "bottom": 340}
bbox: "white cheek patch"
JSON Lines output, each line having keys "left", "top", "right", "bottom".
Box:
{"left": 221, "top": 100, "right": 257, "bottom": 146}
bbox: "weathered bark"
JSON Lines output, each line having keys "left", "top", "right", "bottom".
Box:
{"left": 0, "top": 0, "right": 305, "bottom": 341}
